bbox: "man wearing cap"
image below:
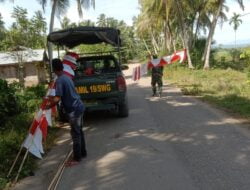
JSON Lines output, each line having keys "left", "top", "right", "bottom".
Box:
{"left": 45, "top": 58, "right": 87, "bottom": 167}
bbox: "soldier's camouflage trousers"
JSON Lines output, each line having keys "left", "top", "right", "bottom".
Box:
{"left": 151, "top": 76, "right": 163, "bottom": 95}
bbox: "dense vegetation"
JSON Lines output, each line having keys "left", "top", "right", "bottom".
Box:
{"left": 0, "top": 80, "right": 59, "bottom": 189}
{"left": 164, "top": 46, "right": 250, "bottom": 119}
{"left": 135, "top": 0, "right": 245, "bottom": 70}
{"left": 0, "top": 7, "right": 143, "bottom": 62}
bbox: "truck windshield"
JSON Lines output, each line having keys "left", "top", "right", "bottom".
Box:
{"left": 75, "top": 57, "right": 119, "bottom": 77}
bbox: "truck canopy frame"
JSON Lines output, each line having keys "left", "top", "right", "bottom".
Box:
{"left": 47, "top": 26, "right": 121, "bottom": 48}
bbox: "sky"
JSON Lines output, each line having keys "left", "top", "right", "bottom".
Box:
{"left": 0, "top": 0, "right": 250, "bottom": 45}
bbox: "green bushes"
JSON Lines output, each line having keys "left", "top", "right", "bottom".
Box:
{"left": 0, "top": 80, "right": 47, "bottom": 188}
{"left": 0, "top": 79, "right": 19, "bottom": 128}
{"left": 16, "top": 84, "right": 45, "bottom": 113}
{"left": 0, "top": 79, "right": 46, "bottom": 129}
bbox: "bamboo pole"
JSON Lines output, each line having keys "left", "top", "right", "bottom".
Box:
{"left": 7, "top": 146, "right": 24, "bottom": 178}
{"left": 53, "top": 151, "right": 71, "bottom": 190}
{"left": 7, "top": 115, "right": 38, "bottom": 178}
{"left": 13, "top": 148, "right": 29, "bottom": 184}
{"left": 48, "top": 150, "right": 72, "bottom": 190}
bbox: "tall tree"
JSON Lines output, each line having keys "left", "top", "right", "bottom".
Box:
{"left": 189, "top": 0, "right": 210, "bottom": 47}
{"left": 0, "top": 12, "right": 5, "bottom": 50}
{"left": 0, "top": 12, "right": 4, "bottom": 30}
{"left": 203, "top": 0, "right": 244, "bottom": 69}
{"left": 78, "top": 19, "right": 95, "bottom": 26}
{"left": 137, "top": 0, "right": 195, "bottom": 68}
{"left": 31, "top": 11, "right": 47, "bottom": 48}
{"left": 37, "top": 0, "right": 95, "bottom": 78}
{"left": 10, "top": 6, "right": 30, "bottom": 47}
{"left": 60, "top": 16, "right": 71, "bottom": 29}
{"left": 175, "top": 0, "right": 194, "bottom": 68}
{"left": 229, "top": 12, "right": 242, "bottom": 49}
{"left": 136, "top": 0, "right": 165, "bottom": 56}
{"left": 97, "top": 13, "right": 106, "bottom": 27}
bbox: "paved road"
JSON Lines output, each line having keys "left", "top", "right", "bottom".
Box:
{"left": 56, "top": 64, "right": 250, "bottom": 190}
{"left": 14, "top": 64, "right": 250, "bottom": 190}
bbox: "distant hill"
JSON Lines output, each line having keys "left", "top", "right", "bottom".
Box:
{"left": 214, "top": 39, "right": 250, "bottom": 49}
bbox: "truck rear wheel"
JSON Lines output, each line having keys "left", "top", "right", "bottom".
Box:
{"left": 117, "top": 99, "right": 129, "bottom": 117}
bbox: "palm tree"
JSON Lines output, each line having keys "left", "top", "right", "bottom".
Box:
{"left": 79, "top": 19, "right": 95, "bottom": 26}
{"left": 136, "top": 0, "right": 169, "bottom": 56}
{"left": 60, "top": 16, "right": 71, "bottom": 29}
{"left": 0, "top": 13, "right": 4, "bottom": 31}
{"left": 37, "top": 0, "right": 95, "bottom": 77}
{"left": 140, "top": 0, "right": 195, "bottom": 68}
{"left": 229, "top": 12, "right": 242, "bottom": 49}
{"left": 203, "top": 0, "right": 244, "bottom": 70}
{"left": 38, "top": 0, "right": 95, "bottom": 33}
{"left": 0, "top": 12, "right": 5, "bottom": 51}
{"left": 97, "top": 13, "right": 106, "bottom": 27}
{"left": 175, "top": 0, "right": 194, "bottom": 68}
{"left": 190, "top": 0, "right": 210, "bottom": 48}
{"left": 31, "top": 11, "right": 47, "bottom": 48}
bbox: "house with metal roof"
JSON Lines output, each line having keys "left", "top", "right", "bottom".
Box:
{"left": 0, "top": 49, "right": 63, "bottom": 86}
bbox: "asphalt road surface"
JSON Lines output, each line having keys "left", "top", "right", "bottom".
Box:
{"left": 14, "top": 64, "right": 250, "bottom": 190}
{"left": 55, "top": 64, "right": 250, "bottom": 190}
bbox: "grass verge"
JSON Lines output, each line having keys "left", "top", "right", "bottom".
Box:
{"left": 164, "top": 65, "right": 250, "bottom": 119}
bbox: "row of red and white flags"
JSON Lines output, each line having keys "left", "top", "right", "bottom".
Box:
{"left": 132, "top": 49, "right": 187, "bottom": 81}
{"left": 22, "top": 50, "right": 186, "bottom": 158}
{"left": 22, "top": 52, "right": 79, "bottom": 159}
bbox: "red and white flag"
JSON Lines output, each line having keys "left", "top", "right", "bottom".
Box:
{"left": 163, "top": 49, "right": 187, "bottom": 64}
{"left": 148, "top": 49, "right": 187, "bottom": 68}
{"left": 132, "top": 49, "right": 186, "bottom": 81}
{"left": 132, "top": 64, "right": 148, "bottom": 81}
{"left": 147, "top": 58, "right": 167, "bottom": 69}
{"left": 22, "top": 109, "right": 48, "bottom": 159}
{"left": 22, "top": 81, "right": 57, "bottom": 159}
{"left": 132, "top": 66, "right": 140, "bottom": 81}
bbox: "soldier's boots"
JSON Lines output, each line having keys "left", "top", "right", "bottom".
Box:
{"left": 152, "top": 87, "right": 157, "bottom": 96}
{"left": 152, "top": 86, "right": 163, "bottom": 97}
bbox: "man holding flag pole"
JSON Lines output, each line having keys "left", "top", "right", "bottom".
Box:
{"left": 148, "top": 54, "right": 164, "bottom": 97}
{"left": 45, "top": 58, "right": 87, "bottom": 167}
{"left": 7, "top": 51, "right": 84, "bottom": 183}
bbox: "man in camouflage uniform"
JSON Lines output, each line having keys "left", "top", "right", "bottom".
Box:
{"left": 151, "top": 65, "right": 163, "bottom": 97}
